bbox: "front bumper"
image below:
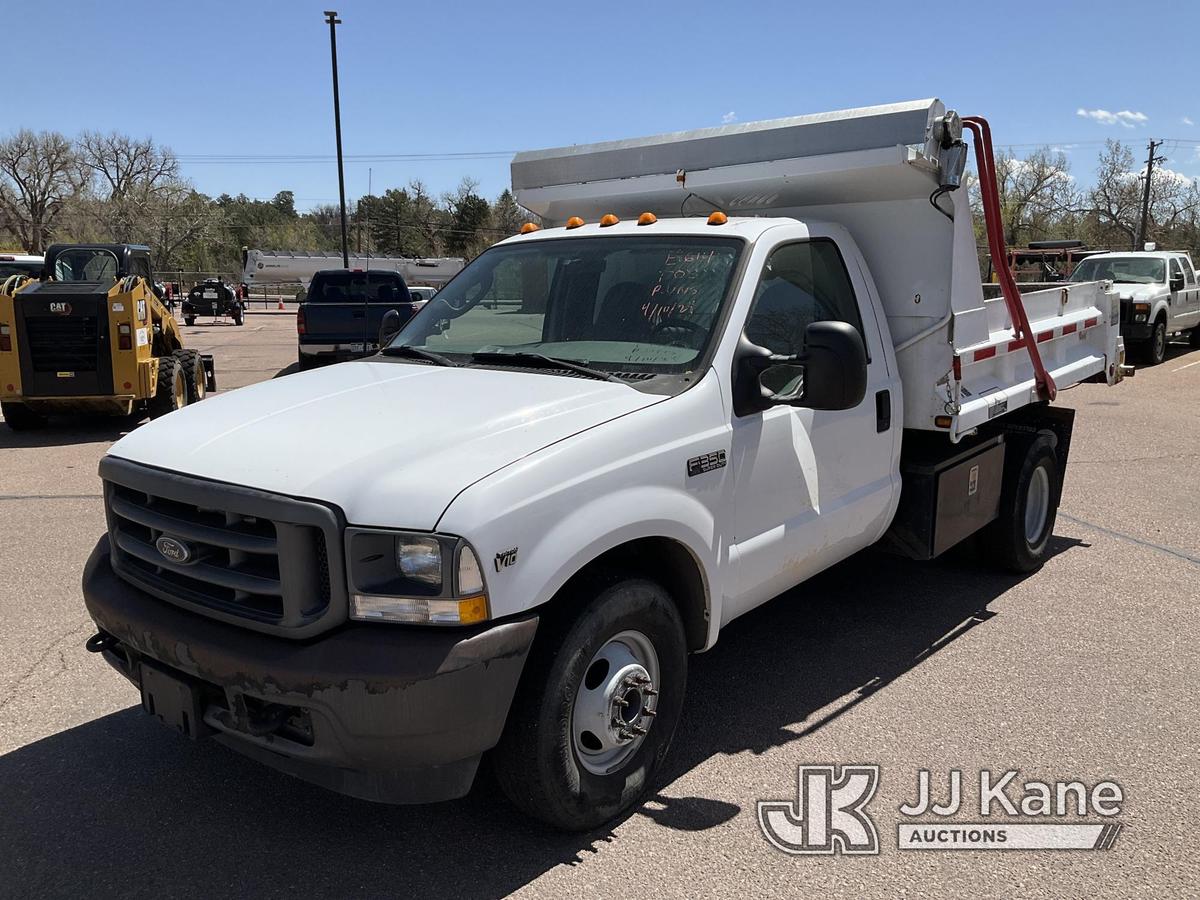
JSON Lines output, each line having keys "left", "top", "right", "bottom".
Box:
{"left": 82, "top": 536, "right": 537, "bottom": 804}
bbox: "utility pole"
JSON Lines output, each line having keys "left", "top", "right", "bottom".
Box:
{"left": 324, "top": 10, "right": 350, "bottom": 269}
{"left": 1137, "top": 139, "right": 1164, "bottom": 250}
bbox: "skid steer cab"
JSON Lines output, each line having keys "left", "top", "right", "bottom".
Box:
{"left": 0, "top": 243, "right": 215, "bottom": 431}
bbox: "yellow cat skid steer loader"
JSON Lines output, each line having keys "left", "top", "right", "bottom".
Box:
{"left": 0, "top": 243, "right": 215, "bottom": 431}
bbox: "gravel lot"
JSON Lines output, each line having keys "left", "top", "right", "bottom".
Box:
{"left": 1, "top": 313, "right": 1197, "bottom": 899}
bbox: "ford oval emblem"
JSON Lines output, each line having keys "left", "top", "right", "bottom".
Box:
{"left": 155, "top": 535, "right": 193, "bottom": 564}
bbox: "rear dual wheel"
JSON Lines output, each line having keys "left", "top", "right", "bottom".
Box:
{"left": 984, "top": 435, "right": 1061, "bottom": 573}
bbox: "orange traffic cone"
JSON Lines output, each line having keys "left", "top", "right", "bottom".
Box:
{"left": 277, "top": 298, "right": 285, "bottom": 310}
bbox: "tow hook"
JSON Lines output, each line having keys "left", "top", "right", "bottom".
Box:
{"left": 85, "top": 632, "right": 119, "bottom": 653}
{"left": 1118, "top": 364, "right": 1135, "bottom": 378}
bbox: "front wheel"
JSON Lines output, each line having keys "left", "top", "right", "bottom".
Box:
{"left": 1143, "top": 318, "right": 1167, "bottom": 366}
{"left": 184, "top": 316, "right": 196, "bottom": 327}
{"left": 1189, "top": 328, "right": 1200, "bottom": 349}
{"left": 984, "top": 435, "right": 1061, "bottom": 573}
{"left": 147, "top": 356, "right": 187, "bottom": 418}
{"left": 493, "top": 575, "right": 687, "bottom": 831}
{"left": 172, "top": 349, "right": 207, "bottom": 403}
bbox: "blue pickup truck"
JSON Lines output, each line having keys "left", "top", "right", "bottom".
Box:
{"left": 296, "top": 269, "right": 426, "bottom": 370}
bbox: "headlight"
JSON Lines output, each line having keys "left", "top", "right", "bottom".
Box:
{"left": 347, "top": 528, "right": 489, "bottom": 625}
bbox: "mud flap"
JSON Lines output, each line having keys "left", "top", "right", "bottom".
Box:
{"left": 200, "top": 354, "right": 217, "bottom": 391}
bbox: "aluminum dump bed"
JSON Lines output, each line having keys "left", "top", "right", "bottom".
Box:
{"left": 512, "top": 99, "right": 1123, "bottom": 437}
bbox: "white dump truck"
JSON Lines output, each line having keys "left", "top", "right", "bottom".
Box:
{"left": 81, "top": 99, "right": 1126, "bottom": 830}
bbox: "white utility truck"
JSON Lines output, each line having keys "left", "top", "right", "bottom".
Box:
{"left": 81, "top": 99, "right": 1126, "bottom": 831}
{"left": 1069, "top": 249, "right": 1200, "bottom": 364}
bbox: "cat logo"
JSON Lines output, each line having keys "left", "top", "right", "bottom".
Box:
{"left": 49, "top": 301, "right": 72, "bottom": 315}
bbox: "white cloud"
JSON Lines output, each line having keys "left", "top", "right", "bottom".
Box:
{"left": 1183, "top": 116, "right": 1195, "bottom": 126}
{"left": 1076, "top": 107, "right": 1148, "bottom": 128}
{"left": 721, "top": 111, "right": 737, "bottom": 124}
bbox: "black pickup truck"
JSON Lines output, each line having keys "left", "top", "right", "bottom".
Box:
{"left": 296, "top": 269, "right": 425, "bottom": 370}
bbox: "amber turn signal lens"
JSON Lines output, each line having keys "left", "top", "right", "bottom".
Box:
{"left": 565, "top": 216, "right": 585, "bottom": 229}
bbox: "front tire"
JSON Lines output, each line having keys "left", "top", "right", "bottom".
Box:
{"left": 172, "top": 349, "right": 207, "bottom": 403}
{"left": 984, "top": 435, "right": 1061, "bottom": 573}
{"left": 148, "top": 356, "right": 187, "bottom": 418}
{"left": 493, "top": 575, "right": 687, "bottom": 831}
{"left": 184, "top": 316, "right": 196, "bottom": 327}
{"left": 1142, "top": 317, "right": 1167, "bottom": 365}
{"left": 1189, "top": 327, "right": 1200, "bottom": 349}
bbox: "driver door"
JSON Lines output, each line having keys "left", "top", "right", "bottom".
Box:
{"left": 725, "top": 234, "right": 900, "bottom": 622}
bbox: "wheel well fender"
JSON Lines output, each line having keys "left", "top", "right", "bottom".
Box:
{"left": 548, "top": 536, "right": 710, "bottom": 652}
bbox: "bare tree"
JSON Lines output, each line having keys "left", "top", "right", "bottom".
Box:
{"left": 986, "top": 147, "right": 1077, "bottom": 246}
{"left": 0, "top": 130, "right": 84, "bottom": 253}
{"left": 1083, "top": 140, "right": 1142, "bottom": 250}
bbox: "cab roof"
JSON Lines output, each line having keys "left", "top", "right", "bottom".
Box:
{"left": 496, "top": 215, "right": 801, "bottom": 247}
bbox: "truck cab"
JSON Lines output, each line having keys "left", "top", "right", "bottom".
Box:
{"left": 1069, "top": 250, "right": 1200, "bottom": 364}
{"left": 79, "top": 99, "right": 1125, "bottom": 831}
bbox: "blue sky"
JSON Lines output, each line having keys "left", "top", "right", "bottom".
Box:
{"left": 10, "top": 0, "right": 1200, "bottom": 209}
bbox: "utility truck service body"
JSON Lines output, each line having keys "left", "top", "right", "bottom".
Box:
{"left": 81, "top": 100, "right": 1125, "bottom": 830}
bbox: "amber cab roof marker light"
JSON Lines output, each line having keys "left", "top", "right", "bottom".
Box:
{"left": 707, "top": 211, "right": 728, "bottom": 225}
{"left": 599, "top": 214, "right": 620, "bottom": 227}
{"left": 637, "top": 212, "right": 657, "bottom": 226}
{"left": 565, "top": 216, "right": 585, "bottom": 229}
{"left": 519, "top": 222, "right": 541, "bottom": 234}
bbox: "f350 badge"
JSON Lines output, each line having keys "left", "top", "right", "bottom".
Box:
{"left": 494, "top": 547, "right": 518, "bottom": 572}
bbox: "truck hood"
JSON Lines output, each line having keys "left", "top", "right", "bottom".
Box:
{"left": 107, "top": 360, "right": 662, "bottom": 528}
{"left": 1117, "top": 285, "right": 1164, "bottom": 302}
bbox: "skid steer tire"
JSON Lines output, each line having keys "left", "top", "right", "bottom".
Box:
{"left": 173, "top": 349, "right": 207, "bottom": 404}
{"left": 148, "top": 357, "right": 188, "bottom": 419}
{"left": 2, "top": 401, "right": 48, "bottom": 431}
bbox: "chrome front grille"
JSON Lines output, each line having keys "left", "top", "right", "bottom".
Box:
{"left": 100, "top": 456, "right": 346, "bottom": 638}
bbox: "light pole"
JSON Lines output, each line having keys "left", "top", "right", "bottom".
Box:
{"left": 324, "top": 10, "right": 350, "bottom": 268}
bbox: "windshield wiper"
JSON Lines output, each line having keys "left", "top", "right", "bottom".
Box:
{"left": 470, "top": 350, "right": 625, "bottom": 383}
{"left": 380, "top": 345, "right": 458, "bottom": 367}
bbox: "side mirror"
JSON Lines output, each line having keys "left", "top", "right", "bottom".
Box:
{"left": 733, "top": 320, "right": 868, "bottom": 417}
{"left": 379, "top": 309, "right": 403, "bottom": 346}
{"left": 1169, "top": 273, "right": 1184, "bottom": 292}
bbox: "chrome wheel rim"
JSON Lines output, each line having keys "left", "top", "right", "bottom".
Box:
{"left": 1024, "top": 465, "right": 1050, "bottom": 544}
{"left": 1154, "top": 324, "right": 1166, "bottom": 360}
{"left": 572, "top": 630, "right": 660, "bottom": 776}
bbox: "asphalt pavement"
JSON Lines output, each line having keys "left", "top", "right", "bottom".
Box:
{"left": 0, "top": 314, "right": 1196, "bottom": 898}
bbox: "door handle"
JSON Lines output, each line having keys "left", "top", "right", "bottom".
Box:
{"left": 875, "top": 389, "right": 891, "bottom": 433}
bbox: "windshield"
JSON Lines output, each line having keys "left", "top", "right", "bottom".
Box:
{"left": 53, "top": 248, "right": 118, "bottom": 282}
{"left": 388, "top": 236, "right": 744, "bottom": 375}
{"left": 309, "top": 271, "right": 410, "bottom": 302}
{"left": 1070, "top": 256, "right": 1165, "bottom": 285}
{"left": 0, "top": 260, "right": 41, "bottom": 279}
